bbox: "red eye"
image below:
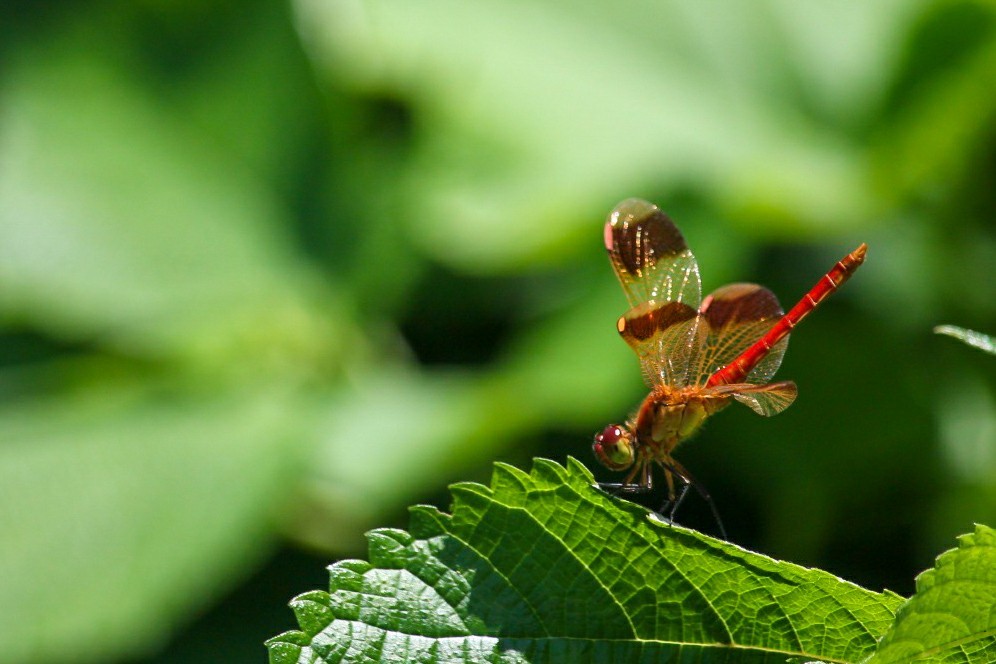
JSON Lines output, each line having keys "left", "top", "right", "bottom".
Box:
{"left": 593, "top": 424, "right": 635, "bottom": 471}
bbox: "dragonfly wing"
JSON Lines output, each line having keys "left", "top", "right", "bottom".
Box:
{"left": 709, "top": 381, "right": 798, "bottom": 416}
{"left": 691, "top": 283, "right": 788, "bottom": 386}
{"left": 605, "top": 199, "right": 705, "bottom": 387}
{"left": 617, "top": 302, "right": 706, "bottom": 387}
{"left": 604, "top": 199, "right": 702, "bottom": 311}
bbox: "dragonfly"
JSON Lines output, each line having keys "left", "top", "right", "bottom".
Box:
{"left": 593, "top": 198, "right": 866, "bottom": 535}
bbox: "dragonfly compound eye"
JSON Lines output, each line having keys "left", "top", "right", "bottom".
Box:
{"left": 593, "top": 424, "right": 635, "bottom": 470}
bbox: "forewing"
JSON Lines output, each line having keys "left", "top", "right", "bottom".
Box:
{"left": 708, "top": 381, "right": 798, "bottom": 416}
{"left": 690, "top": 283, "right": 788, "bottom": 386}
{"left": 617, "top": 301, "right": 705, "bottom": 387}
{"left": 604, "top": 199, "right": 702, "bottom": 311}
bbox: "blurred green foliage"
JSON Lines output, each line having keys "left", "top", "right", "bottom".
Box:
{"left": 0, "top": 1, "right": 994, "bottom": 662}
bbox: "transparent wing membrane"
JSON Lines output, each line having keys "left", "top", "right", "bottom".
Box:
{"left": 616, "top": 300, "right": 703, "bottom": 388}
{"left": 708, "top": 381, "right": 799, "bottom": 416}
{"left": 605, "top": 199, "right": 702, "bottom": 312}
{"left": 692, "top": 283, "right": 787, "bottom": 387}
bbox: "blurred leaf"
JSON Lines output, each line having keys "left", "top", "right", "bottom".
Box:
{"left": 297, "top": 369, "right": 495, "bottom": 550}
{"left": 0, "top": 14, "right": 359, "bottom": 663}
{"left": 0, "top": 375, "right": 309, "bottom": 663}
{"left": 874, "top": 2, "right": 996, "bottom": 200}
{"left": 937, "top": 373, "right": 996, "bottom": 486}
{"left": 766, "top": 0, "right": 927, "bottom": 126}
{"left": 869, "top": 524, "right": 996, "bottom": 663}
{"left": 0, "top": 27, "right": 323, "bottom": 358}
{"left": 166, "top": 0, "right": 325, "bottom": 186}
{"left": 268, "top": 459, "right": 904, "bottom": 663}
{"left": 489, "top": 277, "right": 638, "bottom": 424}
{"left": 294, "top": 0, "right": 913, "bottom": 272}
{"left": 291, "top": 269, "right": 659, "bottom": 555}
{"left": 935, "top": 325, "right": 996, "bottom": 355}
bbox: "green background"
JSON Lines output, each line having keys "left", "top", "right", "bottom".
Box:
{"left": 1, "top": 1, "right": 994, "bottom": 662}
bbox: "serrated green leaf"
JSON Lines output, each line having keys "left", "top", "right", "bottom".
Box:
{"left": 269, "top": 458, "right": 904, "bottom": 663}
{"left": 868, "top": 524, "right": 996, "bottom": 664}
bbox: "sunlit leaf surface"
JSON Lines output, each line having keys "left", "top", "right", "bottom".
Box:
{"left": 869, "top": 525, "right": 996, "bottom": 663}
{"left": 269, "top": 459, "right": 904, "bottom": 663}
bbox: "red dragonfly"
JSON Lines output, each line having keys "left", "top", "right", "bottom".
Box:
{"left": 593, "top": 199, "right": 866, "bottom": 533}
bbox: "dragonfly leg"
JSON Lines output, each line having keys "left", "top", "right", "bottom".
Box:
{"left": 661, "top": 457, "right": 727, "bottom": 540}
{"left": 596, "top": 458, "right": 652, "bottom": 494}
{"left": 658, "top": 480, "right": 692, "bottom": 525}
{"left": 596, "top": 457, "right": 727, "bottom": 541}
{"left": 597, "top": 482, "right": 649, "bottom": 495}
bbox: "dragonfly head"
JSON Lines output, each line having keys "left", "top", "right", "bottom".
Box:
{"left": 593, "top": 424, "right": 636, "bottom": 471}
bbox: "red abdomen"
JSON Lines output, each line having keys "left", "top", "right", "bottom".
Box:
{"left": 707, "top": 244, "right": 867, "bottom": 387}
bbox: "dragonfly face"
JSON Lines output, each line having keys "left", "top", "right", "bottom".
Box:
{"left": 595, "top": 198, "right": 866, "bottom": 505}
{"left": 592, "top": 424, "right": 635, "bottom": 471}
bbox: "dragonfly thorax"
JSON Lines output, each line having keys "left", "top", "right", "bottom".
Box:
{"left": 650, "top": 399, "right": 710, "bottom": 445}
{"left": 635, "top": 389, "right": 730, "bottom": 453}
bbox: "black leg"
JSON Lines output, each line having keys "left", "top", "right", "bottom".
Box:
{"left": 661, "top": 457, "right": 727, "bottom": 541}
{"left": 659, "top": 480, "right": 692, "bottom": 524}
{"left": 596, "top": 460, "right": 727, "bottom": 541}
{"left": 596, "top": 481, "right": 651, "bottom": 495}
{"left": 597, "top": 460, "right": 653, "bottom": 495}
